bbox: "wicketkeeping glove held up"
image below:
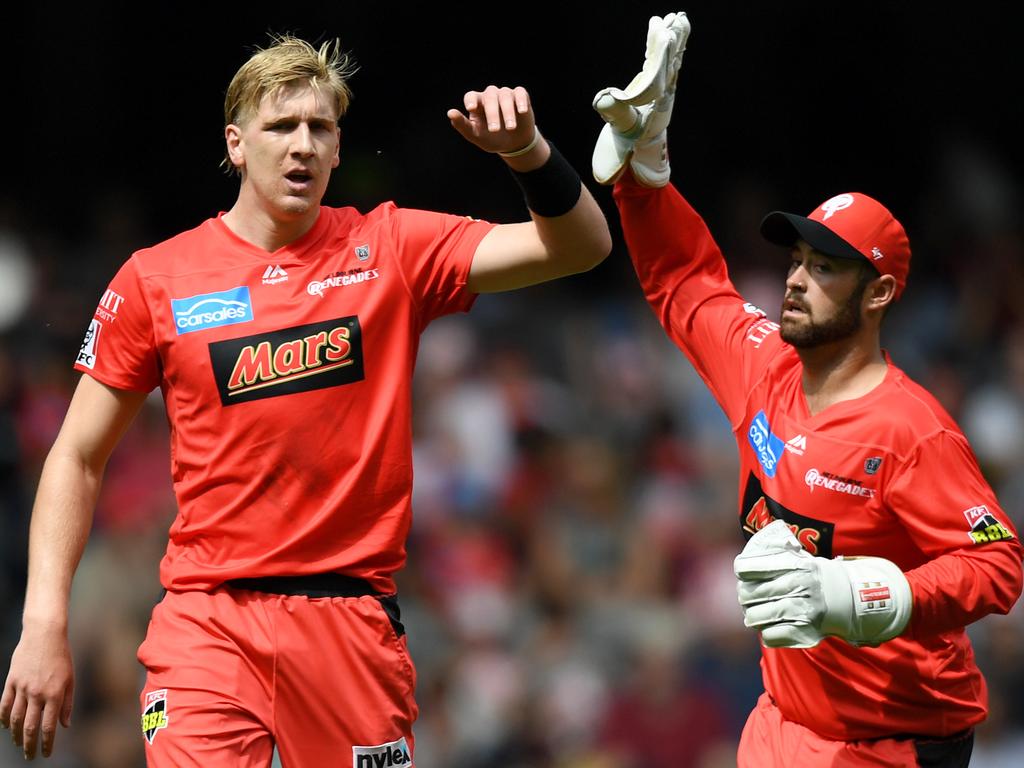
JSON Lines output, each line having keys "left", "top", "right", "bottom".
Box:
{"left": 592, "top": 12, "right": 691, "bottom": 187}
{"left": 734, "top": 519, "right": 912, "bottom": 648}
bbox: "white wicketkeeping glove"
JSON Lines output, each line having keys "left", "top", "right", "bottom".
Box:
{"left": 591, "top": 12, "right": 691, "bottom": 187}
{"left": 733, "top": 519, "right": 912, "bottom": 648}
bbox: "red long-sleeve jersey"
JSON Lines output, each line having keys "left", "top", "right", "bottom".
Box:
{"left": 614, "top": 175, "right": 1023, "bottom": 740}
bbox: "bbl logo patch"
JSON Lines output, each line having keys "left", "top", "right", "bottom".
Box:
{"left": 353, "top": 736, "right": 412, "bottom": 767}
{"left": 141, "top": 689, "right": 169, "bottom": 745}
{"left": 208, "top": 316, "right": 364, "bottom": 406}
{"left": 865, "top": 457, "right": 883, "bottom": 475}
{"left": 963, "top": 505, "right": 1015, "bottom": 545}
{"left": 355, "top": 244, "right": 371, "bottom": 261}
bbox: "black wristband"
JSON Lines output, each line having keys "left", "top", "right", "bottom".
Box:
{"left": 507, "top": 141, "right": 583, "bottom": 218}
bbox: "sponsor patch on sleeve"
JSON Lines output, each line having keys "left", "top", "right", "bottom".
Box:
{"left": 964, "top": 505, "right": 1014, "bottom": 544}
{"left": 141, "top": 689, "right": 169, "bottom": 745}
{"left": 76, "top": 319, "right": 100, "bottom": 369}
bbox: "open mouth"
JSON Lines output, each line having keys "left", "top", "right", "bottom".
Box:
{"left": 285, "top": 170, "right": 313, "bottom": 186}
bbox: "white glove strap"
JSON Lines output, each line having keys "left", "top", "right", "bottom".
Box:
{"left": 817, "top": 556, "right": 912, "bottom": 646}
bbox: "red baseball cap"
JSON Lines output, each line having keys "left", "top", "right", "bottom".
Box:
{"left": 760, "top": 192, "right": 912, "bottom": 299}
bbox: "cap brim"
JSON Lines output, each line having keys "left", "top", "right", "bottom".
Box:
{"left": 759, "top": 212, "right": 864, "bottom": 262}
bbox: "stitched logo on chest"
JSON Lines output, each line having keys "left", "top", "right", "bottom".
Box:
{"left": 208, "top": 315, "right": 364, "bottom": 405}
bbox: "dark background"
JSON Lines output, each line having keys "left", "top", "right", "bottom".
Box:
{"left": 5, "top": 1, "right": 1021, "bottom": 277}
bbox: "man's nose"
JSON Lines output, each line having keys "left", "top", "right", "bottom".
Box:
{"left": 291, "top": 124, "right": 314, "bottom": 156}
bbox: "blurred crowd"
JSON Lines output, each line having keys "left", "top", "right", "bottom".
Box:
{"left": 1, "top": 134, "right": 1023, "bottom": 767}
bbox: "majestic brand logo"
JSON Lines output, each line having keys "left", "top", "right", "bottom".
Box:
{"left": 77, "top": 319, "right": 100, "bottom": 369}
{"left": 870, "top": 247, "right": 884, "bottom": 260}
{"left": 353, "top": 736, "right": 412, "bottom": 767}
{"left": 741, "top": 473, "right": 835, "bottom": 557}
{"left": 963, "top": 505, "right": 1014, "bottom": 545}
{"left": 820, "top": 194, "right": 854, "bottom": 220}
{"left": 748, "top": 410, "right": 785, "bottom": 478}
{"left": 171, "top": 287, "right": 253, "bottom": 335}
{"left": 208, "top": 316, "right": 364, "bottom": 406}
{"left": 355, "top": 244, "right": 371, "bottom": 261}
{"left": 307, "top": 268, "right": 380, "bottom": 298}
{"left": 141, "top": 689, "right": 169, "bottom": 745}
{"left": 786, "top": 434, "right": 807, "bottom": 455}
{"left": 804, "top": 469, "right": 876, "bottom": 498}
{"left": 262, "top": 265, "right": 289, "bottom": 285}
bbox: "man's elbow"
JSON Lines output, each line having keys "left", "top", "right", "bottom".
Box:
{"left": 558, "top": 229, "right": 613, "bottom": 276}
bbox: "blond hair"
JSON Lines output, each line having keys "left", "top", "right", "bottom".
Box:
{"left": 222, "top": 35, "right": 355, "bottom": 171}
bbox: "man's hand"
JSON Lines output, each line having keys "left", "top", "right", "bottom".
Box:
{"left": 734, "top": 519, "right": 912, "bottom": 648}
{"left": 1, "top": 624, "right": 75, "bottom": 760}
{"left": 448, "top": 86, "right": 548, "bottom": 169}
{"left": 592, "top": 12, "right": 691, "bottom": 186}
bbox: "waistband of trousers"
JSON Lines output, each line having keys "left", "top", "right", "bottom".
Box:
{"left": 225, "top": 573, "right": 383, "bottom": 598}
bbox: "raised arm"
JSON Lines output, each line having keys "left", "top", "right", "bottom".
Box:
{"left": 448, "top": 85, "right": 611, "bottom": 292}
{"left": 0, "top": 375, "right": 147, "bottom": 760}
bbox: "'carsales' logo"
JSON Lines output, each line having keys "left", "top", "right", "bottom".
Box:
{"left": 171, "top": 287, "right": 253, "bottom": 335}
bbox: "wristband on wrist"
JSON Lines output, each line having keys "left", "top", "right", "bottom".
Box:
{"left": 507, "top": 141, "right": 582, "bottom": 218}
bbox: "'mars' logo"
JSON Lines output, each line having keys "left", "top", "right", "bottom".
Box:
{"left": 208, "top": 316, "right": 364, "bottom": 405}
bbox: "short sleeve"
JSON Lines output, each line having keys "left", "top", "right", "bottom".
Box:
{"left": 387, "top": 208, "right": 496, "bottom": 325}
{"left": 73, "top": 256, "right": 161, "bottom": 392}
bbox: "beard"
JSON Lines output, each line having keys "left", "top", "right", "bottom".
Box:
{"left": 780, "top": 288, "right": 863, "bottom": 349}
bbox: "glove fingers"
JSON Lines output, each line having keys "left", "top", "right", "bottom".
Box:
{"left": 734, "top": 550, "right": 813, "bottom": 581}
{"left": 592, "top": 90, "right": 642, "bottom": 133}
{"left": 742, "top": 596, "right": 817, "bottom": 629}
{"left": 760, "top": 622, "right": 824, "bottom": 649}
{"left": 737, "top": 572, "right": 813, "bottom": 607}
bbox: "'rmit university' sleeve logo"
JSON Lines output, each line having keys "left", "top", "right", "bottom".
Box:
{"left": 748, "top": 410, "right": 786, "bottom": 478}
{"left": 208, "top": 316, "right": 364, "bottom": 405}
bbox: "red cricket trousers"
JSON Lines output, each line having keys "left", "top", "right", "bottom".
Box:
{"left": 738, "top": 693, "right": 973, "bottom": 768}
{"left": 137, "top": 584, "right": 417, "bottom": 767}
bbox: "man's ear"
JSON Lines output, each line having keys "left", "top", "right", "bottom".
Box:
{"left": 225, "top": 124, "right": 244, "bottom": 170}
{"left": 865, "top": 274, "right": 897, "bottom": 313}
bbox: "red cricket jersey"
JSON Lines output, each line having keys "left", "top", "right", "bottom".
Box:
{"left": 614, "top": 176, "right": 1023, "bottom": 741}
{"left": 74, "top": 203, "right": 495, "bottom": 594}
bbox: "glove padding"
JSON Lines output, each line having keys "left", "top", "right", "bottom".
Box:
{"left": 734, "top": 519, "right": 912, "bottom": 648}
{"left": 592, "top": 12, "right": 691, "bottom": 187}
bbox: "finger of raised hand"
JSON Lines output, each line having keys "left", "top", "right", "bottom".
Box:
{"left": 512, "top": 86, "right": 530, "bottom": 116}
{"left": 478, "top": 85, "right": 504, "bottom": 132}
{"left": 496, "top": 87, "right": 519, "bottom": 130}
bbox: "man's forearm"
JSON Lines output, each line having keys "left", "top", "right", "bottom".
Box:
{"left": 21, "top": 449, "right": 101, "bottom": 628}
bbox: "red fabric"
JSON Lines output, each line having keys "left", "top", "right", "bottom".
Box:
{"left": 614, "top": 175, "right": 1023, "bottom": 740}
{"left": 738, "top": 693, "right": 919, "bottom": 767}
{"left": 138, "top": 588, "right": 416, "bottom": 766}
{"left": 76, "top": 204, "right": 494, "bottom": 593}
